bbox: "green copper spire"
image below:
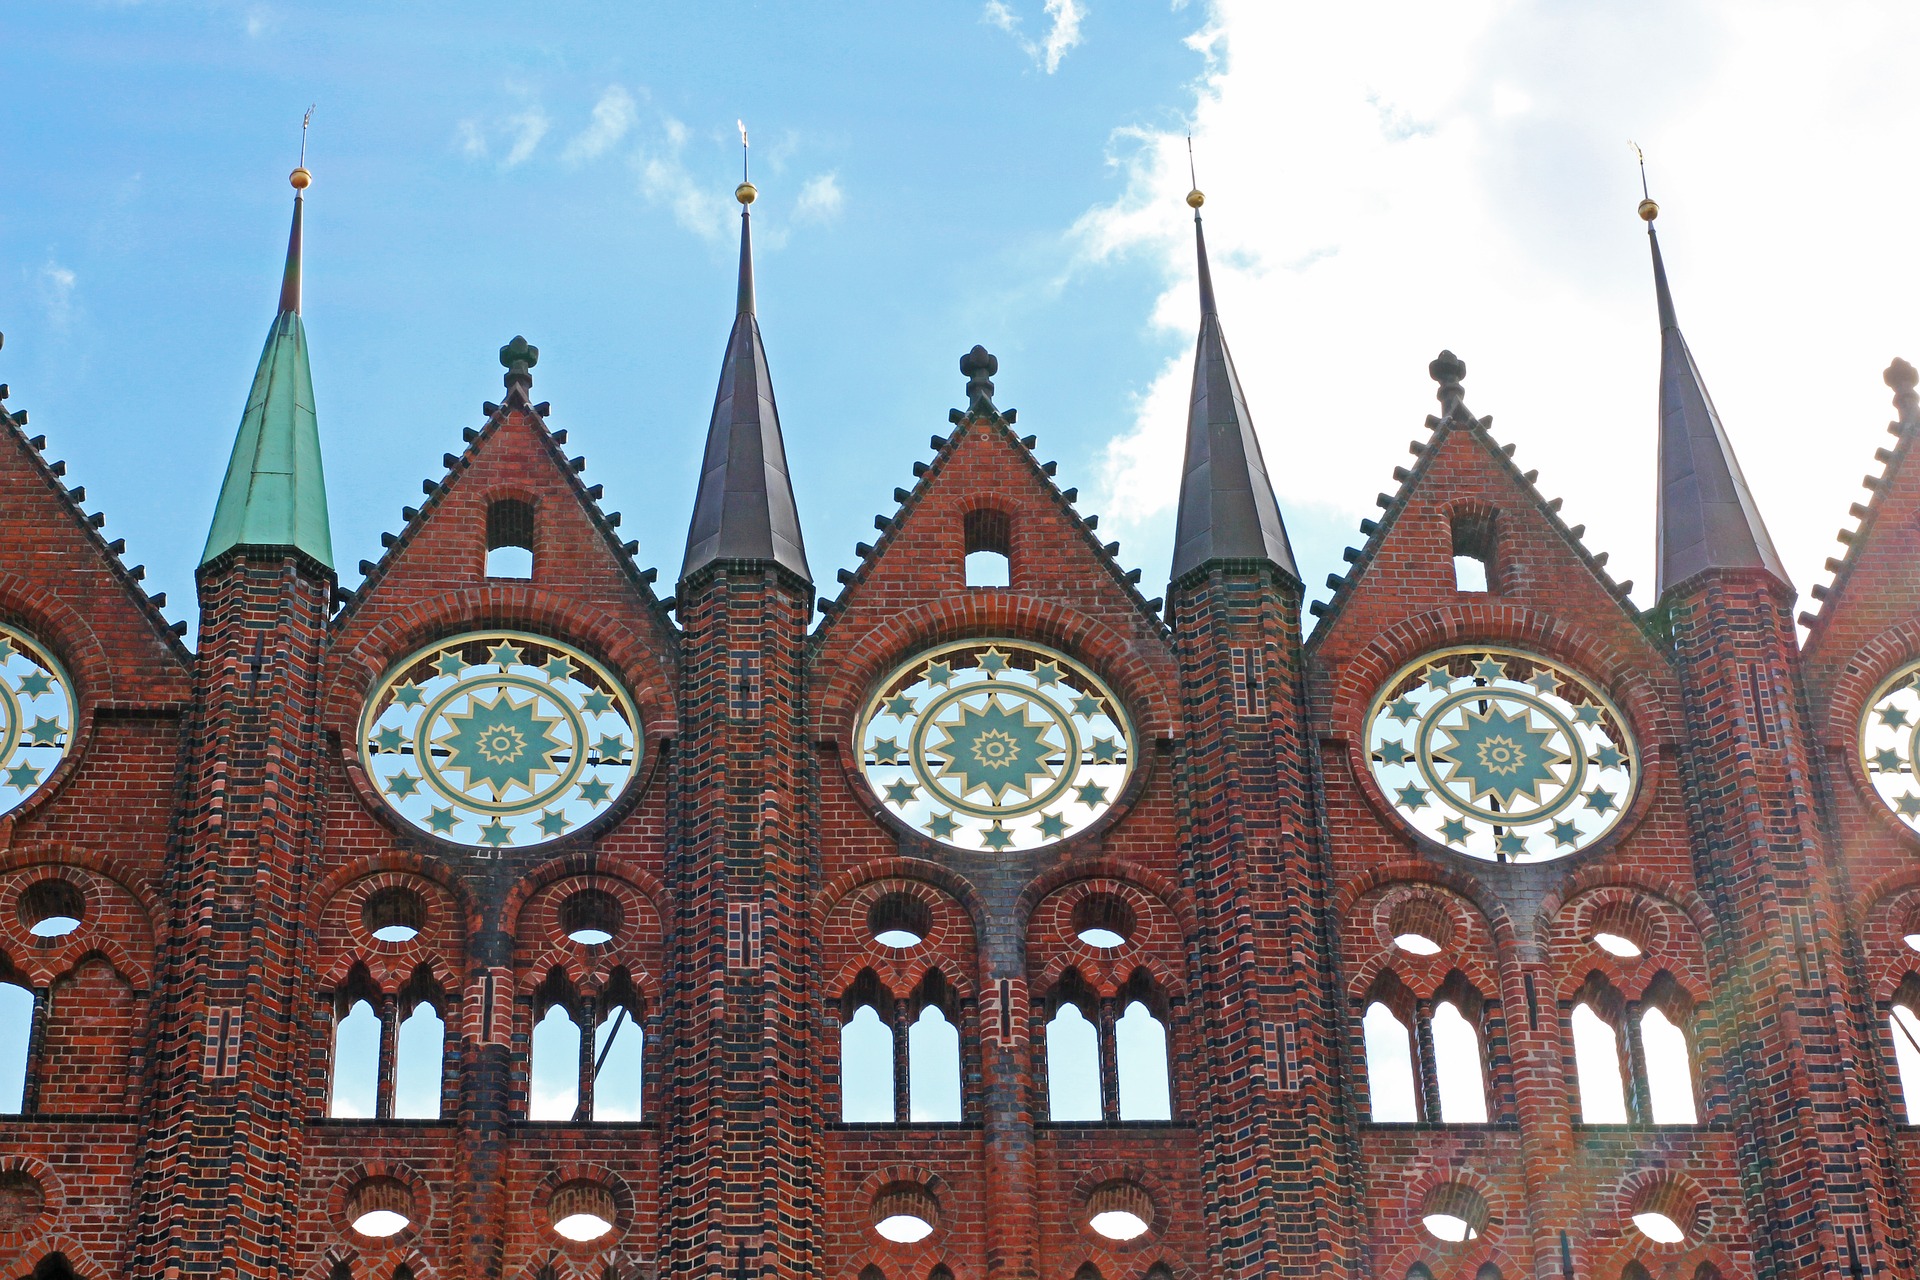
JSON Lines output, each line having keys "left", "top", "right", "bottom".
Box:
{"left": 201, "top": 167, "right": 334, "bottom": 570}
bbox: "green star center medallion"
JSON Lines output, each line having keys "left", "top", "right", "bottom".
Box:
{"left": 928, "top": 694, "right": 1061, "bottom": 803}
{"left": 435, "top": 690, "right": 567, "bottom": 800}
{"left": 1431, "top": 702, "right": 1569, "bottom": 807}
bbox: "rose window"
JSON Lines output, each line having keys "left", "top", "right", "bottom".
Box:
{"left": 0, "top": 624, "right": 74, "bottom": 817}
{"left": 358, "top": 631, "right": 640, "bottom": 850}
{"left": 1365, "top": 646, "right": 1637, "bottom": 862}
{"left": 1858, "top": 658, "right": 1920, "bottom": 835}
{"left": 858, "top": 639, "right": 1133, "bottom": 852}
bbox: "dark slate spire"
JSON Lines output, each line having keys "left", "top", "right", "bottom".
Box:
{"left": 1169, "top": 190, "right": 1297, "bottom": 584}
{"left": 681, "top": 178, "right": 810, "bottom": 584}
{"left": 1644, "top": 202, "right": 1787, "bottom": 597}
{"left": 202, "top": 164, "right": 334, "bottom": 570}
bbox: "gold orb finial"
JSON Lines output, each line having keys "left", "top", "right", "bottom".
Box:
{"left": 1637, "top": 197, "right": 1658, "bottom": 222}
{"left": 736, "top": 181, "right": 757, "bottom": 206}
{"left": 290, "top": 166, "right": 312, "bottom": 191}
{"left": 1186, "top": 188, "right": 1205, "bottom": 209}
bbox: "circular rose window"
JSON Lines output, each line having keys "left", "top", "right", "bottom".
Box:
{"left": 0, "top": 624, "right": 74, "bottom": 817}
{"left": 358, "top": 631, "right": 640, "bottom": 850}
{"left": 1365, "top": 646, "right": 1637, "bottom": 863}
{"left": 858, "top": 639, "right": 1133, "bottom": 852}
{"left": 1859, "top": 658, "right": 1920, "bottom": 833}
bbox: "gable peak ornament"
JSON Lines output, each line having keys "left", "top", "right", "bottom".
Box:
{"left": 961, "top": 345, "right": 999, "bottom": 415}
{"left": 500, "top": 335, "right": 539, "bottom": 391}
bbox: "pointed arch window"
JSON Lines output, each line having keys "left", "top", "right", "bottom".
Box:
{"left": 839, "top": 970, "right": 896, "bottom": 1123}
{"left": 591, "top": 972, "right": 646, "bottom": 1122}
{"left": 906, "top": 971, "right": 962, "bottom": 1123}
{"left": 1045, "top": 974, "right": 1103, "bottom": 1122}
{"left": 1362, "top": 972, "right": 1491, "bottom": 1123}
{"left": 328, "top": 967, "right": 383, "bottom": 1119}
{"left": 485, "top": 497, "right": 535, "bottom": 578}
{"left": 1114, "top": 975, "right": 1173, "bottom": 1121}
{"left": 1569, "top": 974, "right": 1699, "bottom": 1125}
{"left": 392, "top": 970, "right": 447, "bottom": 1120}
{"left": 1570, "top": 980, "right": 1630, "bottom": 1124}
{"left": 1430, "top": 976, "right": 1489, "bottom": 1123}
{"left": 1889, "top": 977, "right": 1920, "bottom": 1124}
{"left": 0, "top": 971, "right": 35, "bottom": 1114}
{"left": 527, "top": 970, "right": 643, "bottom": 1122}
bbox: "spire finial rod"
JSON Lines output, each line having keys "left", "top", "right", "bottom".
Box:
{"left": 1630, "top": 139, "right": 1657, "bottom": 221}
{"left": 1185, "top": 133, "right": 1204, "bottom": 212}
{"left": 735, "top": 120, "right": 757, "bottom": 207}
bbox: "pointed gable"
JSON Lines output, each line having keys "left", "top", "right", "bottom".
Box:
{"left": 331, "top": 347, "right": 674, "bottom": 654}
{"left": 1800, "top": 359, "right": 1920, "bottom": 661}
{"left": 0, "top": 398, "right": 191, "bottom": 702}
{"left": 1170, "top": 207, "right": 1297, "bottom": 585}
{"left": 1647, "top": 220, "right": 1787, "bottom": 597}
{"left": 1307, "top": 351, "right": 1648, "bottom": 671}
{"left": 681, "top": 201, "right": 809, "bottom": 584}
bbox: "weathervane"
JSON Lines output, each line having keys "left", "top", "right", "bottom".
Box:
{"left": 736, "top": 119, "right": 756, "bottom": 206}
{"left": 291, "top": 105, "right": 314, "bottom": 191}
{"left": 1629, "top": 138, "right": 1657, "bottom": 221}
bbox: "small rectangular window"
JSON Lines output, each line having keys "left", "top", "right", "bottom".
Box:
{"left": 728, "top": 902, "right": 762, "bottom": 971}
{"left": 1231, "top": 646, "right": 1268, "bottom": 720}
{"left": 1743, "top": 662, "right": 1780, "bottom": 747}
{"left": 1452, "top": 555, "right": 1489, "bottom": 592}
{"left": 732, "top": 653, "right": 763, "bottom": 720}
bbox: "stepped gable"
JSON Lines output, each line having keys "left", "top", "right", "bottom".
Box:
{"left": 810, "top": 345, "right": 1178, "bottom": 743}
{"left": 326, "top": 341, "right": 678, "bottom": 728}
{"left": 1306, "top": 350, "right": 1672, "bottom": 737}
{"left": 0, "top": 382, "right": 191, "bottom": 706}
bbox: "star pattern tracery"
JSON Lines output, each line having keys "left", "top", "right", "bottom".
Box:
{"left": 1366, "top": 646, "right": 1637, "bottom": 864}
{"left": 859, "top": 638, "right": 1132, "bottom": 854}
{"left": 360, "top": 631, "right": 640, "bottom": 851}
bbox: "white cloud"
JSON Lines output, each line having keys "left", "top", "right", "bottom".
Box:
{"left": 39, "top": 262, "right": 75, "bottom": 330}
{"left": 244, "top": 7, "right": 271, "bottom": 37}
{"left": 636, "top": 117, "right": 729, "bottom": 241}
{"left": 985, "top": 0, "right": 1086, "bottom": 73}
{"left": 456, "top": 119, "right": 487, "bottom": 160}
{"left": 501, "top": 108, "right": 550, "bottom": 169}
{"left": 795, "top": 172, "right": 844, "bottom": 223}
{"left": 1080, "top": 0, "right": 1920, "bottom": 610}
{"left": 563, "top": 86, "right": 638, "bottom": 164}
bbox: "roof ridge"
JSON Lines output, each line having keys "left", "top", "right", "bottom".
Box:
{"left": 0, "top": 394, "right": 193, "bottom": 663}
{"left": 1797, "top": 358, "right": 1919, "bottom": 644}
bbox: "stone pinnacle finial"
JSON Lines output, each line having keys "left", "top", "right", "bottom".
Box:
{"left": 500, "top": 335, "right": 538, "bottom": 391}
{"left": 961, "top": 345, "right": 999, "bottom": 415}
{"left": 1429, "top": 349, "right": 1467, "bottom": 420}
{"left": 1887, "top": 358, "right": 1918, "bottom": 424}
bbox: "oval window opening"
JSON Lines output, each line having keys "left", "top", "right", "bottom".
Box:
{"left": 869, "top": 892, "right": 932, "bottom": 950}
{"left": 29, "top": 914, "right": 80, "bottom": 938}
{"left": 374, "top": 923, "right": 418, "bottom": 943}
{"left": 875, "top": 1214, "right": 934, "bottom": 1244}
{"left": 1422, "top": 1213, "right": 1478, "bottom": 1243}
{"left": 1088, "top": 1210, "right": 1150, "bottom": 1241}
{"left": 352, "top": 1209, "right": 410, "bottom": 1239}
{"left": 1904, "top": 933, "right": 1920, "bottom": 954}
{"left": 874, "top": 929, "right": 923, "bottom": 949}
{"left": 554, "top": 1211, "right": 613, "bottom": 1241}
{"left": 1079, "top": 928, "right": 1126, "bottom": 949}
{"left": 560, "top": 888, "right": 622, "bottom": 947}
{"left": 1394, "top": 932, "right": 1442, "bottom": 956}
{"left": 1632, "top": 1211, "right": 1685, "bottom": 1244}
{"left": 1593, "top": 932, "right": 1642, "bottom": 958}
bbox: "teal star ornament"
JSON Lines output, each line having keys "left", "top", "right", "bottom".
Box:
{"left": 927, "top": 694, "right": 1059, "bottom": 802}
{"left": 1430, "top": 703, "right": 1569, "bottom": 807}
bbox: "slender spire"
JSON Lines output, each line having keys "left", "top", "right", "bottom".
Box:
{"left": 1641, "top": 190, "right": 1787, "bottom": 597}
{"left": 681, "top": 139, "right": 810, "bottom": 584}
{"left": 201, "top": 138, "right": 334, "bottom": 571}
{"left": 1169, "top": 173, "right": 1298, "bottom": 585}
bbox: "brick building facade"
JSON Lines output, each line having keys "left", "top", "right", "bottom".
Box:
{"left": 1, "top": 167, "right": 1917, "bottom": 1280}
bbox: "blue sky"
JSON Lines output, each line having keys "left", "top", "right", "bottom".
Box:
{"left": 10, "top": 2, "right": 1920, "bottom": 634}
{"left": 2, "top": 1, "right": 1199, "bottom": 624}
